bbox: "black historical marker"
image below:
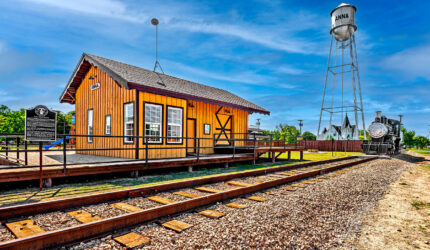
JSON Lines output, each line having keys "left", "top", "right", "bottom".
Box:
{"left": 25, "top": 105, "right": 57, "bottom": 141}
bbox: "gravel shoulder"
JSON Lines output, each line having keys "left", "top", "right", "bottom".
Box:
{"left": 73, "top": 156, "right": 413, "bottom": 249}
{"left": 347, "top": 152, "right": 430, "bottom": 249}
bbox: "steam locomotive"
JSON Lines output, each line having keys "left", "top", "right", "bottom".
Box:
{"left": 361, "top": 111, "right": 402, "bottom": 155}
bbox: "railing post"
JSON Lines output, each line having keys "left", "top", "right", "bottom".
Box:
{"left": 232, "top": 137, "right": 235, "bottom": 159}
{"left": 5, "top": 139, "right": 8, "bottom": 160}
{"left": 135, "top": 135, "right": 139, "bottom": 160}
{"left": 39, "top": 141, "right": 43, "bottom": 191}
{"left": 63, "top": 134, "right": 67, "bottom": 173}
{"left": 270, "top": 135, "right": 272, "bottom": 150}
{"left": 16, "top": 136, "right": 20, "bottom": 164}
{"left": 197, "top": 138, "right": 200, "bottom": 163}
{"left": 253, "top": 136, "right": 256, "bottom": 165}
{"left": 145, "top": 137, "right": 149, "bottom": 166}
{"left": 24, "top": 140, "right": 28, "bottom": 166}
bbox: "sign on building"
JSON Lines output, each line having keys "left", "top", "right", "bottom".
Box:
{"left": 25, "top": 105, "right": 57, "bottom": 141}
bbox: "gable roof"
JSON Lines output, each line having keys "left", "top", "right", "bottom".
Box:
{"left": 60, "top": 53, "right": 270, "bottom": 115}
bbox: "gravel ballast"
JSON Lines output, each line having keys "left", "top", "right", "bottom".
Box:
{"left": 70, "top": 157, "right": 411, "bottom": 249}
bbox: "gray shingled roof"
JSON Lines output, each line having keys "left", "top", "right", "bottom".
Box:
{"left": 60, "top": 53, "right": 269, "bottom": 115}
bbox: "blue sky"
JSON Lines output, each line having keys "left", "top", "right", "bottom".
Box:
{"left": 0, "top": 0, "right": 429, "bottom": 136}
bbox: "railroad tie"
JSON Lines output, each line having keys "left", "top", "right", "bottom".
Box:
{"left": 199, "top": 210, "right": 225, "bottom": 219}
{"left": 162, "top": 220, "right": 193, "bottom": 233}
{"left": 111, "top": 202, "right": 143, "bottom": 213}
{"left": 173, "top": 191, "right": 203, "bottom": 198}
{"left": 226, "top": 181, "right": 253, "bottom": 187}
{"left": 281, "top": 186, "right": 296, "bottom": 191}
{"left": 226, "top": 202, "right": 247, "bottom": 209}
{"left": 114, "top": 232, "right": 150, "bottom": 248}
{"left": 301, "top": 181, "right": 316, "bottom": 185}
{"left": 67, "top": 210, "right": 102, "bottom": 224}
{"left": 147, "top": 196, "right": 176, "bottom": 205}
{"left": 308, "top": 178, "right": 323, "bottom": 182}
{"left": 6, "top": 220, "right": 45, "bottom": 238}
{"left": 291, "top": 184, "right": 307, "bottom": 188}
{"left": 194, "top": 187, "right": 224, "bottom": 193}
{"left": 247, "top": 196, "right": 266, "bottom": 202}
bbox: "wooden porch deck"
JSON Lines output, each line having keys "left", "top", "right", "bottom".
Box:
{"left": 0, "top": 146, "right": 305, "bottom": 184}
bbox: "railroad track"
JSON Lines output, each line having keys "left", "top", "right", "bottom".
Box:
{"left": 0, "top": 156, "right": 376, "bottom": 249}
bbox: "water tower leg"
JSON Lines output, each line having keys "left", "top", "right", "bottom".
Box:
{"left": 288, "top": 151, "right": 291, "bottom": 160}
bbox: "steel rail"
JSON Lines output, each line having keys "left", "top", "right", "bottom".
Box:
{"left": 0, "top": 156, "right": 355, "bottom": 220}
{"left": 0, "top": 157, "right": 376, "bottom": 249}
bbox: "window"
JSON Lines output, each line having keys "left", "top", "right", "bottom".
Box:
{"left": 124, "top": 103, "right": 134, "bottom": 143}
{"left": 204, "top": 124, "right": 211, "bottom": 135}
{"left": 145, "top": 103, "right": 162, "bottom": 143}
{"left": 105, "top": 115, "right": 111, "bottom": 135}
{"left": 167, "top": 107, "right": 183, "bottom": 143}
{"left": 87, "top": 109, "right": 93, "bottom": 143}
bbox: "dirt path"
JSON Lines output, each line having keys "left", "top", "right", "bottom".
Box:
{"left": 348, "top": 152, "right": 430, "bottom": 249}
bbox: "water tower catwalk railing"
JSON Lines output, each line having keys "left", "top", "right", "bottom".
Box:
{"left": 317, "top": 3, "right": 366, "bottom": 141}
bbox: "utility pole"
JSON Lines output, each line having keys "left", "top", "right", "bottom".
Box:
{"left": 298, "top": 120, "right": 303, "bottom": 136}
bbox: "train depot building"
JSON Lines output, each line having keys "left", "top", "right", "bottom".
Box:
{"left": 60, "top": 53, "right": 270, "bottom": 160}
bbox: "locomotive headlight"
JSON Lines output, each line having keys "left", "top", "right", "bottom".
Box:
{"left": 368, "top": 122, "right": 388, "bottom": 139}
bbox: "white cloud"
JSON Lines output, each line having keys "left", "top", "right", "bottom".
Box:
{"left": 382, "top": 44, "right": 430, "bottom": 80}
{"left": 167, "top": 60, "right": 275, "bottom": 85}
{"left": 24, "top": 0, "right": 146, "bottom": 23}
{"left": 22, "top": 0, "right": 324, "bottom": 55}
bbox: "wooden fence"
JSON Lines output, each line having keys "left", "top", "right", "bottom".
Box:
{"left": 300, "top": 140, "right": 363, "bottom": 152}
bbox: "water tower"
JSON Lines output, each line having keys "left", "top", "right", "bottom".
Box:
{"left": 317, "top": 3, "right": 366, "bottom": 140}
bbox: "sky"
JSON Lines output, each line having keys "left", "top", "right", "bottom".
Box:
{"left": 0, "top": 0, "right": 429, "bottom": 136}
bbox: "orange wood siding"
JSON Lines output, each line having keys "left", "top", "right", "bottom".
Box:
{"left": 75, "top": 65, "right": 249, "bottom": 160}
{"left": 75, "top": 65, "right": 136, "bottom": 159}
{"left": 138, "top": 92, "right": 187, "bottom": 159}
{"left": 186, "top": 100, "right": 249, "bottom": 154}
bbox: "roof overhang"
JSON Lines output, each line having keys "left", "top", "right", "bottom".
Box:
{"left": 59, "top": 53, "right": 129, "bottom": 104}
{"left": 59, "top": 53, "right": 270, "bottom": 115}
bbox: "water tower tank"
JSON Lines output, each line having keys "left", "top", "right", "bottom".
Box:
{"left": 330, "top": 3, "right": 357, "bottom": 42}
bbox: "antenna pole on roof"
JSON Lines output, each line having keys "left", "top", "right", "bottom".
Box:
{"left": 151, "top": 18, "right": 164, "bottom": 74}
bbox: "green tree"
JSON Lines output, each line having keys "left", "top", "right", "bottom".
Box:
{"left": 301, "top": 131, "right": 316, "bottom": 140}
{"left": 401, "top": 127, "right": 415, "bottom": 147}
{"left": 264, "top": 123, "right": 300, "bottom": 142}
{"left": 0, "top": 106, "right": 25, "bottom": 134}
{"left": 413, "top": 136, "right": 429, "bottom": 149}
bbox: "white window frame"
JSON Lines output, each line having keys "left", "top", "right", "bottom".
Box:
{"left": 145, "top": 103, "right": 163, "bottom": 143}
{"left": 105, "top": 115, "right": 111, "bottom": 135}
{"left": 167, "top": 107, "right": 183, "bottom": 144}
{"left": 87, "top": 109, "right": 93, "bottom": 143}
{"left": 124, "top": 103, "right": 134, "bottom": 144}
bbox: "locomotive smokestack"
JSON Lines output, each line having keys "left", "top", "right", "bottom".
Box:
{"left": 376, "top": 111, "right": 382, "bottom": 118}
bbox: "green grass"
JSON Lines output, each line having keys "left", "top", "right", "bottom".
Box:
{"left": 411, "top": 201, "right": 430, "bottom": 210}
{"left": 410, "top": 148, "right": 430, "bottom": 156}
{"left": 399, "top": 182, "right": 408, "bottom": 185}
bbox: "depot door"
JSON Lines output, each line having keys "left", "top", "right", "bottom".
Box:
{"left": 187, "top": 119, "right": 196, "bottom": 153}
{"left": 215, "top": 107, "right": 232, "bottom": 146}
